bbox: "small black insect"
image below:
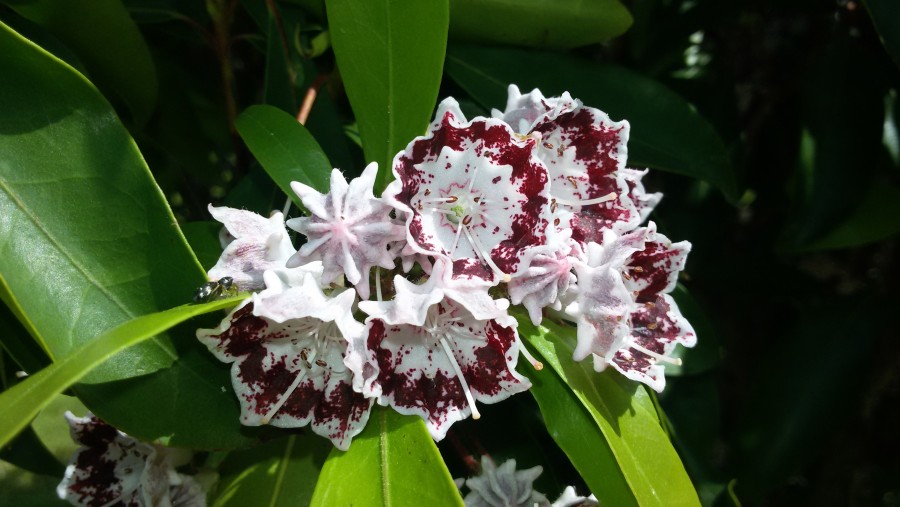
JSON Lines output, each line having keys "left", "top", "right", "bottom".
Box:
{"left": 193, "top": 276, "right": 238, "bottom": 303}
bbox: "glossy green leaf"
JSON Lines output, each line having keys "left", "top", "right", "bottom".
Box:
{"left": 517, "top": 314, "right": 700, "bottom": 506}
{"left": 864, "top": 0, "right": 900, "bottom": 64}
{"left": 796, "top": 181, "right": 900, "bottom": 251}
{"left": 450, "top": 0, "right": 631, "bottom": 49}
{"left": 5, "top": 0, "right": 158, "bottom": 125}
{"left": 213, "top": 434, "right": 331, "bottom": 507}
{"left": 523, "top": 346, "right": 637, "bottom": 507}
{"left": 236, "top": 105, "right": 333, "bottom": 203}
{"left": 326, "top": 0, "right": 449, "bottom": 193}
{"left": 310, "top": 407, "right": 464, "bottom": 506}
{"left": 0, "top": 296, "right": 243, "bottom": 450}
{"left": 0, "top": 22, "right": 255, "bottom": 449}
{"left": 445, "top": 45, "right": 739, "bottom": 202}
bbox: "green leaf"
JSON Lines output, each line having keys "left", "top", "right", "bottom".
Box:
{"left": 449, "top": 0, "right": 632, "bottom": 49}
{"left": 795, "top": 181, "right": 900, "bottom": 251}
{"left": 517, "top": 314, "right": 700, "bottom": 507}
{"left": 782, "top": 37, "right": 888, "bottom": 247}
{"left": 236, "top": 104, "right": 333, "bottom": 203}
{"left": 0, "top": 296, "right": 244, "bottom": 450}
{"left": 523, "top": 346, "right": 637, "bottom": 507}
{"left": 864, "top": 0, "right": 900, "bottom": 64}
{"left": 445, "top": 45, "right": 739, "bottom": 202}
{"left": 326, "top": 0, "right": 449, "bottom": 193}
{"left": 310, "top": 407, "right": 464, "bottom": 506}
{"left": 213, "top": 434, "right": 331, "bottom": 507}
{"left": 0, "top": 22, "right": 255, "bottom": 449}
{"left": 181, "top": 221, "right": 225, "bottom": 272}
{"left": 5, "top": 0, "right": 158, "bottom": 126}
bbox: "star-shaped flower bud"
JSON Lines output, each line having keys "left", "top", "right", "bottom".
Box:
{"left": 508, "top": 229, "right": 578, "bottom": 325}
{"left": 494, "top": 85, "right": 654, "bottom": 242}
{"left": 207, "top": 205, "right": 296, "bottom": 291}
{"left": 196, "top": 268, "right": 372, "bottom": 450}
{"left": 57, "top": 413, "right": 205, "bottom": 507}
{"left": 353, "top": 267, "right": 530, "bottom": 440}
{"left": 385, "top": 98, "right": 552, "bottom": 284}
{"left": 286, "top": 163, "right": 405, "bottom": 300}
{"left": 462, "top": 456, "right": 549, "bottom": 507}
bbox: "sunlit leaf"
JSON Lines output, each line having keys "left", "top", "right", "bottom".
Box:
{"left": 310, "top": 407, "right": 464, "bottom": 506}
{"left": 0, "top": 296, "right": 244, "bottom": 449}
{"left": 517, "top": 314, "right": 700, "bottom": 506}
{"left": 0, "top": 22, "right": 256, "bottom": 448}
{"left": 213, "top": 434, "right": 330, "bottom": 507}
{"left": 236, "top": 105, "right": 332, "bottom": 204}
{"left": 326, "top": 0, "right": 449, "bottom": 193}
{"left": 523, "top": 348, "right": 638, "bottom": 507}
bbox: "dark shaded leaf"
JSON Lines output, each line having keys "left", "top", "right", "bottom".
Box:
{"left": 445, "top": 45, "right": 739, "bottom": 202}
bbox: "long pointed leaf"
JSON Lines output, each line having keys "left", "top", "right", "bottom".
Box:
{"left": 310, "top": 407, "right": 464, "bottom": 506}
{"left": 0, "top": 296, "right": 243, "bottom": 449}
{"left": 326, "top": 0, "right": 449, "bottom": 193}
{"left": 517, "top": 314, "right": 700, "bottom": 506}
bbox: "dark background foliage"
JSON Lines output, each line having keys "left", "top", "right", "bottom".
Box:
{"left": 1, "top": 0, "right": 898, "bottom": 505}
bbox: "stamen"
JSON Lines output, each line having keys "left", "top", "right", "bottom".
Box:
{"left": 629, "top": 342, "right": 681, "bottom": 366}
{"left": 375, "top": 267, "right": 383, "bottom": 301}
{"left": 463, "top": 225, "right": 511, "bottom": 282}
{"left": 542, "top": 142, "right": 554, "bottom": 149}
{"left": 553, "top": 191, "right": 617, "bottom": 207}
{"left": 439, "top": 337, "right": 481, "bottom": 420}
{"left": 519, "top": 345, "right": 543, "bottom": 371}
{"left": 262, "top": 367, "right": 309, "bottom": 424}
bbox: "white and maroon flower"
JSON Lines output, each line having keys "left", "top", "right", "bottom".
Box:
{"left": 196, "top": 268, "right": 372, "bottom": 450}
{"left": 353, "top": 267, "right": 530, "bottom": 440}
{"left": 603, "top": 293, "right": 696, "bottom": 392}
{"left": 565, "top": 224, "right": 694, "bottom": 391}
{"left": 385, "top": 98, "right": 552, "bottom": 283}
{"left": 57, "top": 413, "right": 205, "bottom": 507}
{"left": 286, "top": 163, "right": 405, "bottom": 300}
{"left": 493, "top": 85, "right": 656, "bottom": 242}
{"left": 207, "top": 205, "right": 296, "bottom": 291}
{"left": 508, "top": 229, "right": 578, "bottom": 325}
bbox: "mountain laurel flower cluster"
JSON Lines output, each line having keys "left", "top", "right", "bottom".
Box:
{"left": 57, "top": 413, "right": 205, "bottom": 507}
{"left": 196, "top": 85, "right": 696, "bottom": 449}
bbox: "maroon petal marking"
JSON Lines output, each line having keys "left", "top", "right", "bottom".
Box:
{"left": 625, "top": 238, "right": 690, "bottom": 303}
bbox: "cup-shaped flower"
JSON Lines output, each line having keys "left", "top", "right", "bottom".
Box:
{"left": 385, "top": 98, "right": 552, "bottom": 283}
{"left": 57, "top": 413, "right": 204, "bottom": 507}
{"left": 286, "top": 163, "right": 405, "bottom": 300}
{"left": 207, "top": 205, "right": 296, "bottom": 291}
{"left": 565, "top": 224, "right": 694, "bottom": 391}
{"left": 196, "top": 267, "right": 372, "bottom": 450}
{"left": 494, "top": 85, "right": 659, "bottom": 242}
{"left": 352, "top": 267, "right": 530, "bottom": 440}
